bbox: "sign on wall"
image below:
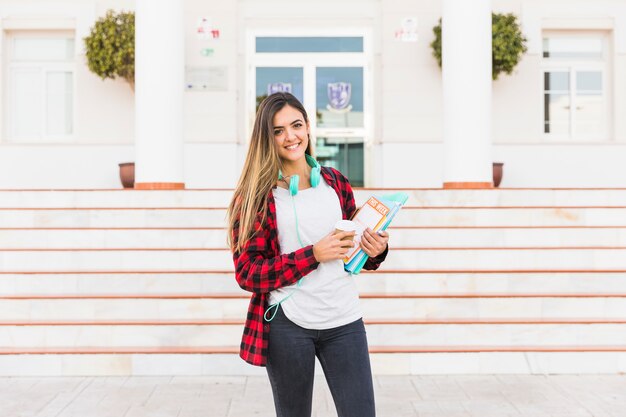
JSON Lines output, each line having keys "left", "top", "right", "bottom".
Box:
{"left": 196, "top": 18, "right": 220, "bottom": 40}
{"left": 395, "top": 17, "right": 418, "bottom": 42}
{"left": 185, "top": 66, "right": 228, "bottom": 91}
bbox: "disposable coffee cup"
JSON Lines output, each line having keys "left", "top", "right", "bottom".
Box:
{"left": 334, "top": 220, "right": 357, "bottom": 241}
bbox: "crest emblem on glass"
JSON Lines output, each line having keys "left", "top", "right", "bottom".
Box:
{"left": 267, "top": 82, "right": 292, "bottom": 95}
{"left": 327, "top": 82, "right": 353, "bottom": 113}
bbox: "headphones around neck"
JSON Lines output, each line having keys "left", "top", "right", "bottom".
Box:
{"left": 278, "top": 154, "right": 321, "bottom": 196}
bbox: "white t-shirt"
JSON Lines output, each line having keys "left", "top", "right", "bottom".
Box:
{"left": 269, "top": 178, "right": 362, "bottom": 329}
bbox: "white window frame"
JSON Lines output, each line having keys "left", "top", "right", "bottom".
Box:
{"left": 4, "top": 30, "right": 76, "bottom": 143}
{"left": 246, "top": 29, "right": 373, "bottom": 150}
{"left": 541, "top": 31, "right": 611, "bottom": 142}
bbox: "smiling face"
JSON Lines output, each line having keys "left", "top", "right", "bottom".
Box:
{"left": 272, "top": 104, "right": 310, "bottom": 164}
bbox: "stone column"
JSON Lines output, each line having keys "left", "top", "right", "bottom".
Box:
{"left": 134, "top": 0, "right": 185, "bottom": 189}
{"left": 442, "top": 0, "right": 493, "bottom": 189}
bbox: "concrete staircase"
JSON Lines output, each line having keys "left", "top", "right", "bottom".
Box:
{"left": 1, "top": 188, "right": 626, "bottom": 375}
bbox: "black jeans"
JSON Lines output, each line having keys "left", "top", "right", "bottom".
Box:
{"left": 266, "top": 305, "right": 376, "bottom": 417}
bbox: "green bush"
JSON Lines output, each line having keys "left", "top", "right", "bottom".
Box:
{"left": 84, "top": 10, "right": 135, "bottom": 90}
{"left": 430, "top": 13, "right": 528, "bottom": 80}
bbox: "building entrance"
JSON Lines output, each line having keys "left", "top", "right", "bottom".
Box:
{"left": 250, "top": 35, "right": 370, "bottom": 186}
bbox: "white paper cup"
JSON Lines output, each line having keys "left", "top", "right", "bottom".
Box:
{"left": 334, "top": 220, "right": 357, "bottom": 241}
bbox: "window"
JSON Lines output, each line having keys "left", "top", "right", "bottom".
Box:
{"left": 542, "top": 32, "right": 610, "bottom": 140}
{"left": 256, "top": 37, "right": 363, "bottom": 53}
{"left": 250, "top": 34, "right": 370, "bottom": 185}
{"left": 5, "top": 32, "right": 75, "bottom": 141}
{"left": 316, "top": 137, "right": 364, "bottom": 187}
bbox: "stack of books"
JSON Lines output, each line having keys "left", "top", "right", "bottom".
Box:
{"left": 343, "top": 192, "right": 409, "bottom": 274}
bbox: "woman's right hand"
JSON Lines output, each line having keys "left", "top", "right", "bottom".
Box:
{"left": 312, "top": 231, "right": 356, "bottom": 263}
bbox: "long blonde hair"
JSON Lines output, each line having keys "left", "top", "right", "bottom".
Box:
{"left": 227, "top": 93, "right": 313, "bottom": 254}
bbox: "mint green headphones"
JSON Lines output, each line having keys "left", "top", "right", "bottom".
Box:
{"left": 278, "top": 154, "right": 321, "bottom": 196}
{"left": 265, "top": 154, "right": 321, "bottom": 322}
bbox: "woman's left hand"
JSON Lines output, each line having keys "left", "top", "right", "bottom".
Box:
{"left": 360, "top": 228, "right": 389, "bottom": 258}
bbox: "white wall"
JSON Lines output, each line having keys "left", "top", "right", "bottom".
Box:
{"left": 184, "top": 0, "right": 238, "bottom": 144}
{"left": 380, "top": 0, "right": 443, "bottom": 143}
{"left": 3, "top": 140, "right": 623, "bottom": 189}
{"left": 0, "top": 143, "right": 238, "bottom": 189}
{"left": 494, "top": 143, "right": 626, "bottom": 188}
{"left": 0, "top": 144, "right": 135, "bottom": 189}
{"left": 382, "top": 142, "right": 626, "bottom": 188}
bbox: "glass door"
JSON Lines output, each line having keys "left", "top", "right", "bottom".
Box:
{"left": 250, "top": 34, "right": 370, "bottom": 186}
{"left": 314, "top": 66, "right": 364, "bottom": 186}
{"left": 255, "top": 67, "right": 304, "bottom": 111}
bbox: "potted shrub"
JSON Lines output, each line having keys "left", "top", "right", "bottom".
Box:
{"left": 84, "top": 10, "right": 136, "bottom": 188}
{"left": 84, "top": 10, "right": 135, "bottom": 89}
{"left": 430, "top": 13, "right": 528, "bottom": 187}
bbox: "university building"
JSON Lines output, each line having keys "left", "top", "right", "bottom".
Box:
{"left": 0, "top": 0, "right": 625, "bottom": 376}
{"left": 1, "top": 0, "right": 625, "bottom": 188}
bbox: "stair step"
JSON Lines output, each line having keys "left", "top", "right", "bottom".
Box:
{"left": 356, "top": 272, "right": 626, "bottom": 293}
{"left": 2, "top": 298, "right": 626, "bottom": 320}
{"left": 2, "top": 320, "right": 626, "bottom": 346}
{"left": 0, "top": 350, "right": 623, "bottom": 375}
{"left": 0, "top": 272, "right": 240, "bottom": 294}
{"left": 3, "top": 188, "right": 626, "bottom": 207}
{"left": 1, "top": 345, "right": 625, "bottom": 354}
{"left": 2, "top": 248, "right": 626, "bottom": 271}
{"left": 2, "top": 317, "right": 626, "bottom": 325}
{"left": 2, "top": 207, "right": 626, "bottom": 227}
{"left": 4, "top": 292, "right": 626, "bottom": 299}
{"left": 3, "top": 227, "right": 626, "bottom": 248}
{"left": 0, "top": 249, "right": 233, "bottom": 271}
{"left": 0, "top": 190, "right": 235, "bottom": 208}
{"left": 381, "top": 249, "right": 626, "bottom": 269}
{"left": 390, "top": 207, "right": 626, "bottom": 227}
{"left": 3, "top": 269, "right": 626, "bottom": 275}
{"left": 3, "top": 272, "right": 626, "bottom": 295}
{"left": 0, "top": 228, "right": 227, "bottom": 248}
{"left": 0, "top": 208, "right": 227, "bottom": 228}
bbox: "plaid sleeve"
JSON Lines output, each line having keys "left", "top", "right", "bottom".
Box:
{"left": 232, "top": 214, "right": 320, "bottom": 294}
{"left": 329, "top": 167, "right": 388, "bottom": 271}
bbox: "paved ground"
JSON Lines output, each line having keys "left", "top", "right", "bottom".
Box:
{"left": 0, "top": 374, "right": 625, "bottom": 417}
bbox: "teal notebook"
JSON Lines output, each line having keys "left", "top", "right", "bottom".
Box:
{"left": 344, "top": 192, "right": 409, "bottom": 275}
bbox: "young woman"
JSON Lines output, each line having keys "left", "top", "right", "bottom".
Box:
{"left": 227, "top": 92, "right": 389, "bottom": 417}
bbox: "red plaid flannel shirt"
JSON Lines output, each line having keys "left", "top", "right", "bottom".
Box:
{"left": 231, "top": 166, "right": 389, "bottom": 366}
